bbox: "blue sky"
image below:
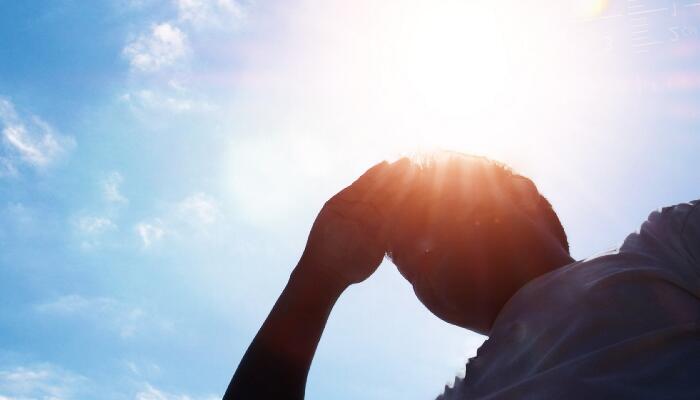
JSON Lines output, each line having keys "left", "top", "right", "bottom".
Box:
{"left": 1, "top": 0, "right": 700, "bottom": 399}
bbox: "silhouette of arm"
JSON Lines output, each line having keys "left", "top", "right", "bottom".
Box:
{"left": 223, "top": 160, "right": 406, "bottom": 399}
{"left": 222, "top": 261, "right": 345, "bottom": 399}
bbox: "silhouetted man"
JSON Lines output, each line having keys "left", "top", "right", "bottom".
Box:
{"left": 224, "top": 152, "right": 700, "bottom": 399}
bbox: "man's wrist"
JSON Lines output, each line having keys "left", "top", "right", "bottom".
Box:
{"left": 291, "top": 256, "right": 348, "bottom": 299}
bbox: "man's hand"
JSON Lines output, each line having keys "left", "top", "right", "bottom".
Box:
{"left": 224, "top": 159, "right": 409, "bottom": 400}
{"left": 296, "top": 159, "right": 408, "bottom": 289}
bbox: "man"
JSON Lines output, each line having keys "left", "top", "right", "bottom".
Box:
{"left": 224, "top": 152, "right": 700, "bottom": 399}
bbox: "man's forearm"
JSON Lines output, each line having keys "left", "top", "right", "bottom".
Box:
{"left": 223, "top": 261, "right": 346, "bottom": 400}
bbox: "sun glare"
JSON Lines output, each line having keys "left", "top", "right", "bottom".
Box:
{"left": 297, "top": 1, "right": 618, "bottom": 159}
{"left": 572, "top": 0, "right": 609, "bottom": 18}
{"left": 228, "top": 0, "right": 623, "bottom": 221}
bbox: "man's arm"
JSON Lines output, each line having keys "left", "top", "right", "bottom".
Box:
{"left": 223, "top": 160, "right": 406, "bottom": 399}
{"left": 222, "top": 260, "right": 345, "bottom": 399}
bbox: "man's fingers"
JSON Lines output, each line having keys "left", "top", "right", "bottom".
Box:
{"left": 336, "top": 158, "right": 412, "bottom": 206}
{"left": 325, "top": 158, "right": 416, "bottom": 247}
{"left": 335, "top": 161, "right": 389, "bottom": 202}
{"left": 357, "top": 160, "right": 390, "bottom": 182}
{"left": 359, "top": 158, "right": 414, "bottom": 212}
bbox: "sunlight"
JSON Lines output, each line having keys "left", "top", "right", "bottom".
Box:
{"left": 292, "top": 0, "right": 619, "bottom": 159}
{"left": 572, "top": 0, "right": 609, "bottom": 18}
{"left": 226, "top": 0, "right": 624, "bottom": 223}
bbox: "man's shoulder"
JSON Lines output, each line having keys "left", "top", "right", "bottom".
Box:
{"left": 618, "top": 199, "right": 700, "bottom": 274}
{"left": 537, "top": 199, "right": 700, "bottom": 293}
{"left": 434, "top": 200, "right": 700, "bottom": 400}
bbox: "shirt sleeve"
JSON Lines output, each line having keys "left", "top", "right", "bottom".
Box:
{"left": 680, "top": 200, "right": 700, "bottom": 267}
{"left": 621, "top": 200, "right": 700, "bottom": 293}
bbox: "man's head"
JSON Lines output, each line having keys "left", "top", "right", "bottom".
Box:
{"left": 385, "top": 152, "right": 572, "bottom": 334}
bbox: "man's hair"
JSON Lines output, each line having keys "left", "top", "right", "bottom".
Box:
{"left": 393, "top": 152, "right": 569, "bottom": 253}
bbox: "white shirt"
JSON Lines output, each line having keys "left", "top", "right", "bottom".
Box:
{"left": 438, "top": 200, "right": 700, "bottom": 399}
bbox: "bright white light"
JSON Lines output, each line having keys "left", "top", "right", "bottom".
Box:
{"left": 225, "top": 0, "right": 622, "bottom": 222}
{"left": 572, "top": 0, "right": 609, "bottom": 18}
{"left": 290, "top": 0, "right": 616, "bottom": 155}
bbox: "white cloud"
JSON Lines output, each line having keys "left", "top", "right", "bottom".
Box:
{"left": 0, "top": 364, "right": 214, "bottom": 400}
{"left": 0, "top": 97, "right": 75, "bottom": 173}
{"left": 135, "top": 383, "right": 218, "bottom": 400}
{"left": 120, "top": 89, "right": 213, "bottom": 114}
{"left": 135, "top": 384, "right": 184, "bottom": 400}
{"left": 133, "top": 193, "right": 221, "bottom": 248}
{"left": 74, "top": 215, "right": 116, "bottom": 235}
{"left": 123, "top": 23, "right": 189, "bottom": 72}
{"left": 125, "top": 360, "right": 162, "bottom": 378}
{"left": 177, "top": 192, "right": 220, "bottom": 226}
{"left": 168, "top": 79, "right": 186, "bottom": 91}
{"left": 102, "top": 171, "right": 129, "bottom": 204}
{"left": 35, "top": 295, "right": 156, "bottom": 338}
{"left": 136, "top": 220, "right": 166, "bottom": 248}
{"left": 0, "top": 156, "right": 17, "bottom": 177}
{"left": 0, "top": 363, "right": 89, "bottom": 400}
{"left": 119, "top": 1, "right": 248, "bottom": 118}
{"left": 36, "top": 294, "right": 100, "bottom": 314}
{"left": 118, "top": 0, "right": 156, "bottom": 9}
{"left": 177, "top": 0, "right": 246, "bottom": 29}
{"left": 69, "top": 172, "right": 125, "bottom": 250}
{"left": 72, "top": 214, "right": 117, "bottom": 250}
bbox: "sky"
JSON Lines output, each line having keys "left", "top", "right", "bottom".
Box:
{"left": 1, "top": 0, "right": 700, "bottom": 399}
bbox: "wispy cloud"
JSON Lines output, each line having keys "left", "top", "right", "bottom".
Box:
{"left": 136, "top": 220, "right": 166, "bottom": 248}
{"left": 117, "top": 0, "right": 157, "bottom": 9}
{"left": 72, "top": 215, "right": 116, "bottom": 250}
{"left": 119, "top": 0, "right": 247, "bottom": 117}
{"left": 177, "top": 192, "right": 220, "bottom": 226}
{"left": 0, "top": 97, "right": 75, "bottom": 174}
{"left": 35, "top": 295, "right": 168, "bottom": 338}
{"left": 102, "top": 171, "right": 129, "bottom": 204}
{"left": 68, "top": 172, "right": 126, "bottom": 250}
{"left": 0, "top": 363, "right": 215, "bottom": 400}
{"left": 0, "top": 156, "right": 17, "bottom": 177}
{"left": 177, "top": 0, "right": 246, "bottom": 29}
{"left": 74, "top": 215, "right": 116, "bottom": 235}
{"left": 134, "top": 192, "right": 221, "bottom": 249}
{"left": 123, "top": 23, "right": 189, "bottom": 72}
{"left": 125, "top": 360, "right": 162, "bottom": 379}
{"left": 120, "top": 89, "right": 214, "bottom": 114}
{"left": 135, "top": 383, "right": 219, "bottom": 400}
{"left": 0, "top": 363, "right": 89, "bottom": 400}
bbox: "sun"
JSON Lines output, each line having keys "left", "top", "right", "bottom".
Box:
{"left": 293, "top": 1, "right": 614, "bottom": 159}
{"left": 226, "top": 0, "right": 624, "bottom": 221}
